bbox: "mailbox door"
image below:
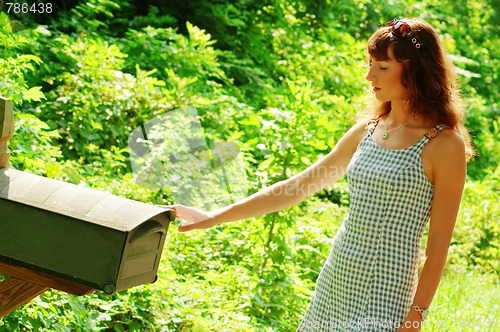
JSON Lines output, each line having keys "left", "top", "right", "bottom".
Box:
{"left": 115, "top": 219, "right": 169, "bottom": 292}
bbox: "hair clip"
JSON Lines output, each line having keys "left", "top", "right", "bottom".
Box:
{"left": 389, "top": 19, "right": 423, "bottom": 49}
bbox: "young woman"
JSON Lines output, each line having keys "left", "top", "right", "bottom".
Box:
{"left": 161, "top": 18, "right": 474, "bottom": 331}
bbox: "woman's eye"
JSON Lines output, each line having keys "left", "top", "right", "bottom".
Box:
{"left": 380, "top": 67, "right": 388, "bottom": 70}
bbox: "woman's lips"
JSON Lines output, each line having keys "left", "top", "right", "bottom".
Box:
{"left": 373, "top": 87, "right": 381, "bottom": 92}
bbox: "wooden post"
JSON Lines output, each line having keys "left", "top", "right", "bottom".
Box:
{"left": 0, "top": 277, "right": 49, "bottom": 318}
{"left": 0, "top": 97, "right": 14, "bottom": 169}
{"left": 0, "top": 261, "right": 94, "bottom": 296}
{"left": 0, "top": 261, "right": 94, "bottom": 318}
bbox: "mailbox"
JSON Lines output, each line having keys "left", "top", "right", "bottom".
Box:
{"left": 0, "top": 168, "right": 176, "bottom": 294}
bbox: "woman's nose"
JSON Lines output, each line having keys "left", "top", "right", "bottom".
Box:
{"left": 365, "top": 68, "right": 374, "bottom": 82}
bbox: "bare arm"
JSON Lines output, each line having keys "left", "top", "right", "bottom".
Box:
{"left": 170, "top": 120, "right": 368, "bottom": 232}
{"left": 399, "top": 130, "right": 466, "bottom": 331}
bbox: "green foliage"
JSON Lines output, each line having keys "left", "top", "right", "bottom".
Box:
{"left": 8, "top": 113, "right": 61, "bottom": 173}
{"left": 0, "top": 0, "right": 498, "bottom": 331}
{"left": 37, "top": 34, "right": 139, "bottom": 161}
{"left": 0, "top": 13, "right": 45, "bottom": 104}
{"left": 422, "top": 271, "right": 500, "bottom": 331}
{"left": 448, "top": 168, "right": 500, "bottom": 274}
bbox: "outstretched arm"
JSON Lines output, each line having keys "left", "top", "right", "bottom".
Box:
{"left": 167, "top": 120, "right": 368, "bottom": 232}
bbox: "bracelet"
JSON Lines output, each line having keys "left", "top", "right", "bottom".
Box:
{"left": 410, "top": 303, "right": 429, "bottom": 321}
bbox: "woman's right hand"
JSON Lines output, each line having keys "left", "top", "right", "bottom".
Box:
{"left": 157, "top": 204, "right": 218, "bottom": 232}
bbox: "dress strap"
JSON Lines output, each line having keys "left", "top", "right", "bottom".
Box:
{"left": 365, "top": 116, "right": 382, "bottom": 134}
{"left": 424, "top": 124, "right": 448, "bottom": 140}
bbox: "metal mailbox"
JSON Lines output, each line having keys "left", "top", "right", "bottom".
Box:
{"left": 0, "top": 168, "right": 175, "bottom": 294}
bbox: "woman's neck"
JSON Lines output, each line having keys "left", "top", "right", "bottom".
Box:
{"left": 387, "top": 101, "right": 415, "bottom": 125}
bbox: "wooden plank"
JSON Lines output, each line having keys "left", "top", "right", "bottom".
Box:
{"left": 0, "top": 277, "right": 49, "bottom": 318}
{"left": 0, "top": 261, "right": 94, "bottom": 296}
{"left": 0, "top": 97, "right": 14, "bottom": 168}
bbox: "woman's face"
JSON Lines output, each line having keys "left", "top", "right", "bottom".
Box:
{"left": 365, "top": 47, "right": 409, "bottom": 103}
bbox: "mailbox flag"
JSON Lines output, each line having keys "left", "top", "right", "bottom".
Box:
{"left": 129, "top": 107, "right": 248, "bottom": 210}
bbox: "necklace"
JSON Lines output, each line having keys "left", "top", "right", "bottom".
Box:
{"left": 382, "top": 116, "right": 415, "bottom": 139}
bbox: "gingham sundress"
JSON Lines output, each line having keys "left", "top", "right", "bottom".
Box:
{"left": 297, "top": 119, "right": 448, "bottom": 331}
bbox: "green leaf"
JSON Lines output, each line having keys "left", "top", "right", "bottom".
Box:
{"left": 23, "top": 86, "right": 45, "bottom": 101}
{"left": 17, "top": 54, "right": 43, "bottom": 65}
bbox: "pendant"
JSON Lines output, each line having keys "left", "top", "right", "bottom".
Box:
{"left": 382, "top": 132, "right": 388, "bottom": 139}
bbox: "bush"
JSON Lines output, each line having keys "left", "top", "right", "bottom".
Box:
{"left": 0, "top": 0, "right": 498, "bottom": 330}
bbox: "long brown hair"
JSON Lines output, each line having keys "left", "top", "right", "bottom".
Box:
{"left": 365, "top": 18, "right": 475, "bottom": 161}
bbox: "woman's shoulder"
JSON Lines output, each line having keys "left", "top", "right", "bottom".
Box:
{"left": 354, "top": 115, "right": 379, "bottom": 131}
{"left": 349, "top": 118, "right": 372, "bottom": 140}
{"left": 331, "top": 118, "right": 370, "bottom": 154}
{"left": 425, "top": 126, "right": 466, "bottom": 162}
{"left": 428, "top": 126, "right": 464, "bottom": 146}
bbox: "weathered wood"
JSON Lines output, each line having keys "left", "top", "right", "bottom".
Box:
{"left": 0, "top": 261, "right": 94, "bottom": 296}
{"left": 0, "top": 277, "right": 49, "bottom": 318}
{"left": 0, "top": 97, "right": 14, "bottom": 168}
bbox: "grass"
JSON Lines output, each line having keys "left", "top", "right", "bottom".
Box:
{"left": 421, "top": 270, "right": 500, "bottom": 331}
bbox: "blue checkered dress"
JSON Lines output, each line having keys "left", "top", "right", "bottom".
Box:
{"left": 297, "top": 120, "right": 448, "bottom": 331}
